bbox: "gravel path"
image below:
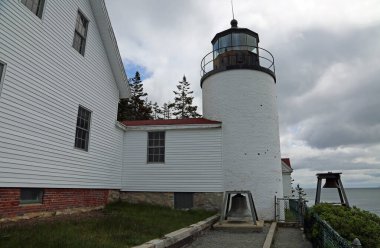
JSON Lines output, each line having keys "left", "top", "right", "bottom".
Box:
{"left": 186, "top": 223, "right": 270, "bottom": 248}
{"left": 272, "top": 227, "right": 313, "bottom": 248}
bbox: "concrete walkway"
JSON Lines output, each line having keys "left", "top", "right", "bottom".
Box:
{"left": 272, "top": 227, "right": 313, "bottom": 248}
{"left": 186, "top": 223, "right": 270, "bottom": 248}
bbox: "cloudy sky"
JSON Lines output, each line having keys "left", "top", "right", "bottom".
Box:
{"left": 105, "top": 0, "right": 380, "bottom": 188}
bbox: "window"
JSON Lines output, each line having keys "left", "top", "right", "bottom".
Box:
{"left": 247, "top": 35, "right": 257, "bottom": 54}
{"left": 21, "top": 0, "right": 45, "bottom": 18}
{"left": 0, "top": 62, "right": 5, "bottom": 96}
{"left": 213, "top": 40, "right": 219, "bottom": 58}
{"left": 147, "top": 132, "right": 165, "bottom": 163}
{"left": 74, "top": 106, "right": 91, "bottom": 151}
{"left": 72, "top": 11, "right": 88, "bottom": 55}
{"left": 232, "top": 33, "right": 248, "bottom": 51}
{"left": 20, "top": 188, "right": 43, "bottom": 204}
{"left": 219, "top": 34, "right": 232, "bottom": 53}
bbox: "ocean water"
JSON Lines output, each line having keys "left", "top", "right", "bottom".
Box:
{"left": 303, "top": 188, "right": 380, "bottom": 216}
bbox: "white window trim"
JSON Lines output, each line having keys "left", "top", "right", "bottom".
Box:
{"left": 147, "top": 131, "right": 166, "bottom": 164}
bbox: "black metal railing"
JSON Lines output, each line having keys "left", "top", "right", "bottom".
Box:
{"left": 200, "top": 45, "right": 275, "bottom": 77}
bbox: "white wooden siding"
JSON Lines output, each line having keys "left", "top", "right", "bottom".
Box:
{"left": 0, "top": 0, "right": 124, "bottom": 188}
{"left": 122, "top": 128, "right": 223, "bottom": 192}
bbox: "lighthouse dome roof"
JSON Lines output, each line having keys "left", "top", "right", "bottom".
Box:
{"left": 211, "top": 20, "right": 260, "bottom": 45}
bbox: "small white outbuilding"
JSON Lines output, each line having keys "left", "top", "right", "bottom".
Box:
{"left": 281, "top": 158, "right": 294, "bottom": 197}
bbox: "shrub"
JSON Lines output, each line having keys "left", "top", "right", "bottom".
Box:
{"left": 307, "top": 204, "right": 380, "bottom": 247}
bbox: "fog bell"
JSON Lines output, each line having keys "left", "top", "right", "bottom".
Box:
{"left": 226, "top": 193, "right": 251, "bottom": 218}
{"left": 323, "top": 178, "right": 339, "bottom": 188}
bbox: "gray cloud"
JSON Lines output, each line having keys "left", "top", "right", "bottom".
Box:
{"left": 275, "top": 25, "right": 380, "bottom": 148}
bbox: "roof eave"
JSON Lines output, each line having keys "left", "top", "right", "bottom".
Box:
{"left": 90, "top": 0, "right": 131, "bottom": 99}
{"left": 281, "top": 161, "right": 293, "bottom": 173}
{"left": 116, "top": 121, "right": 222, "bottom": 131}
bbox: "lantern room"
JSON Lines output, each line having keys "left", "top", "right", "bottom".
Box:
{"left": 212, "top": 19, "right": 259, "bottom": 66}
{"left": 200, "top": 19, "right": 276, "bottom": 86}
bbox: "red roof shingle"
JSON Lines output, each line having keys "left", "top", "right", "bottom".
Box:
{"left": 122, "top": 118, "right": 221, "bottom": 126}
{"left": 281, "top": 158, "right": 291, "bottom": 168}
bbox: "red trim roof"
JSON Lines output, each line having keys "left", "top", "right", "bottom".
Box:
{"left": 281, "top": 158, "right": 291, "bottom": 168}
{"left": 122, "top": 118, "right": 221, "bottom": 126}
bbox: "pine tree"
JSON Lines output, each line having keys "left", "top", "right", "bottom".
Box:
{"left": 172, "top": 75, "right": 201, "bottom": 119}
{"left": 152, "top": 102, "right": 163, "bottom": 119}
{"left": 161, "top": 101, "right": 174, "bottom": 119}
{"left": 118, "top": 71, "right": 152, "bottom": 121}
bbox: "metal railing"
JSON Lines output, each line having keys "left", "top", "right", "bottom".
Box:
{"left": 275, "top": 197, "right": 306, "bottom": 224}
{"left": 304, "top": 208, "right": 353, "bottom": 248}
{"left": 200, "top": 45, "right": 275, "bottom": 77}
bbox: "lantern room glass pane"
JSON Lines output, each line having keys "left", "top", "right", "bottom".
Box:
{"left": 232, "top": 33, "right": 248, "bottom": 51}
{"left": 219, "top": 34, "right": 231, "bottom": 53}
{"left": 247, "top": 35, "right": 257, "bottom": 53}
{"left": 213, "top": 40, "right": 219, "bottom": 58}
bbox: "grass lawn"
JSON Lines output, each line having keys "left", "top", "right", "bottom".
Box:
{"left": 0, "top": 202, "right": 215, "bottom": 248}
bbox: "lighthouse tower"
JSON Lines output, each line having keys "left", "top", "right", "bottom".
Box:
{"left": 201, "top": 19, "right": 283, "bottom": 220}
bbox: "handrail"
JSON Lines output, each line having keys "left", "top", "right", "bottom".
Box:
{"left": 200, "top": 45, "right": 275, "bottom": 77}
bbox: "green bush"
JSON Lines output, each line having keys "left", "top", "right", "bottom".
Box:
{"left": 307, "top": 204, "right": 380, "bottom": 247}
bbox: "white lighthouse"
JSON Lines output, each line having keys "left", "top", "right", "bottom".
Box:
{"left": 201, "top": 19, "right": 283, "bottom": 220}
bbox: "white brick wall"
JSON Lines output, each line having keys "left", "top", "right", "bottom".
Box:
{"left": 202, "top": 69, "right": 283, "bottom": 220}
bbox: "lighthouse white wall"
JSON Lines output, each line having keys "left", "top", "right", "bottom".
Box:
{"left": 202, "top": 69, "right": 283, "bottom": 220}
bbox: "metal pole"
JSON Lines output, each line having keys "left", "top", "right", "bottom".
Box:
{"left": 247, "top": 192, "right": 257, "bottom": 225}
{"left": 220, "top": 192, "right": 228, "bottom": 222}
{"left": 338, "top": 178, "right": 350, "bottom": 207}
{"left": 315, "top": 178, "right": 322, "bottom": 205}
{"left": 274, "top": 195, "right": 277, "bottom": 221}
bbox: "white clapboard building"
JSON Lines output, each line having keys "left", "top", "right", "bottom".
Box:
{"left": 0, "top": 0, "right": 129, "bottom": 220}
{"left": 281, "top": 158, "right": 294, "bottom": 198}
{"left": 0, "top": 1, "right": 288, "bottom": 221}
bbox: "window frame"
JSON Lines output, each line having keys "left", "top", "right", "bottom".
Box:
{"left": 20, "top": 0, "right": 46, "bottom": 19}
{"left": 74, "top": 106, "right": 92, "bottom": 151}
{"left": 20, "top": 188, "right": 44, "bottom": 205}
{"left": 147, "top": 131, "right": 165, "bottom": 164}
{"left": 72, "top": 10, "right": 89, "bottom": 56}
{"left": 0, "top": 61, "right": 6, "bottom": 97}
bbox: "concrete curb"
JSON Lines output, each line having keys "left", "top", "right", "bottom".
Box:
{"left": 263, "top": 222, "right": 277, "bottom": 248}
{"left": 132, "top": 214, "right": 219, "bottom": 248}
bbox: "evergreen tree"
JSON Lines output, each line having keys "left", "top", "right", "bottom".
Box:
{"left": 152, "top": 102, "right": 163, "bottom": 119}
{"left": 118, "top": 71, "right": 152, "bottom": 121}
{"left": 161, "top": 101, "right": 174, "bottom": 119}
{"left": 172, "top": 75, "right": 201, "bottom": 119}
